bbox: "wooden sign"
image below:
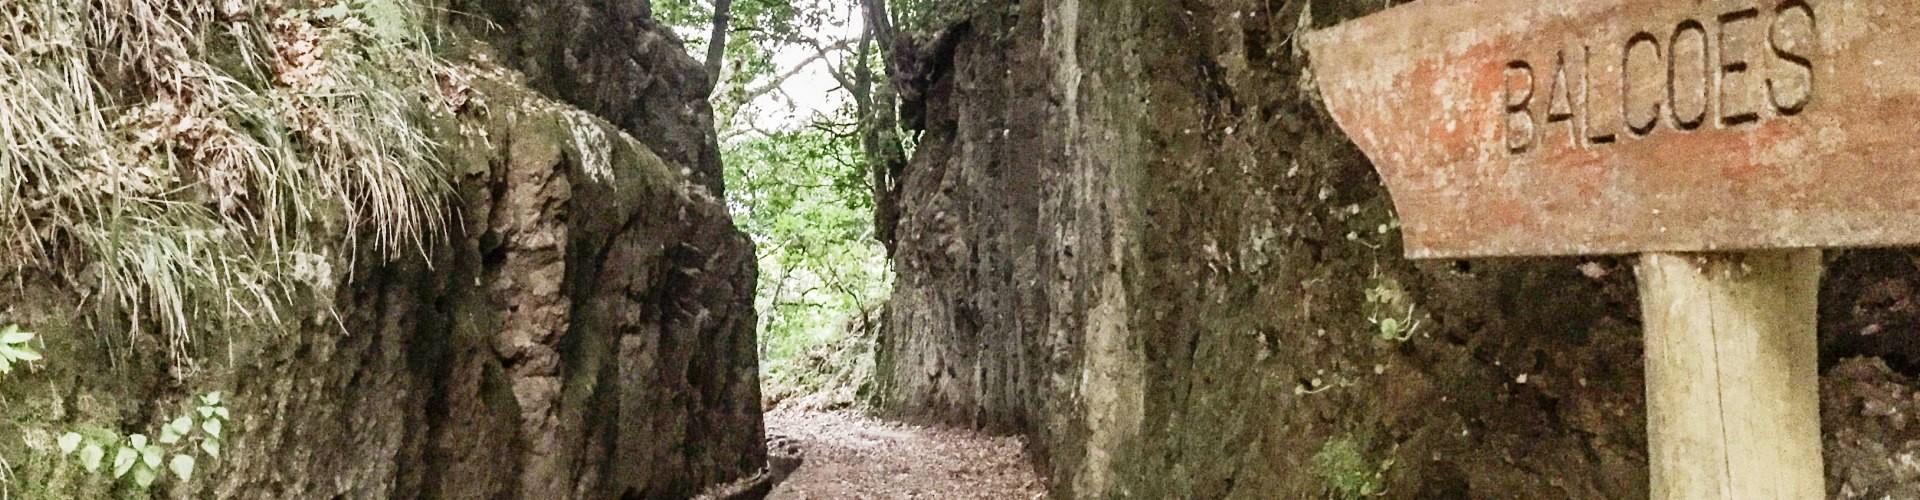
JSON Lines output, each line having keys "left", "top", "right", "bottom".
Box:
{"left": 1306, "top": 0, "right": 1920, "bottom": 259}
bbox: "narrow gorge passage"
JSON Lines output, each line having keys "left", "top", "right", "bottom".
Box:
{"left": 764, "top": 406, "right": 1048, "bottom": 499}
{"left": 15, "top": 0, "right": 1920, "bottom": 497}
{"left": 660, "top": 0, "right": 1068, "bottom": 495}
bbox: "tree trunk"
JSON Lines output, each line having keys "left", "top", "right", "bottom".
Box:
{"left": 706, "top": 0, "right": 735, "bottom": 85}
{"left": 856, "top": 0, "right": 908, "bottom": 253}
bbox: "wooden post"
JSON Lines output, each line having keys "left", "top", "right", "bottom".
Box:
{"left": 1637, "top": 250, "right": 1824, "bottom": 499}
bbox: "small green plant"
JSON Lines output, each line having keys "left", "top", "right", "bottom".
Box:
{"left": 1367, "top": 303, "right": 1420, "bottom": 342}
{"left": 0, "top": 325, "right": 43, "bottom": 376}
{"left": 1311, "top": 435, "right": 1392, "bottom": 499}
{"left": 0, "top": 324, "right": 34, "bottom": 496}
{"left": 58, "top": 392, "right": 230, "bottom": 489}
{"left": 1294, "top": 376, "right": 1334, "bottom": 396}
{"left": 1362, "top": 269, "right": 1420, "bottom": 342}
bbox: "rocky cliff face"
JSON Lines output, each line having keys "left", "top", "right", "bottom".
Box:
{"left": 0, "top": 3, "right": 761, "bottom": 498}
{"left": 202, "top": 71, "right": 762, "bottom": 498}
{"left": 877, "top": 1, "right": 1920, "bottom": 498}
{"left": 449, "top": 0, "right": 730, "bottom": 196}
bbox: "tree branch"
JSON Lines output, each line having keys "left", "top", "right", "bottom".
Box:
{"left": 729, "top": 40, "right": 854, "bottom": 110}
{"left": 803, "top": 39, "right": 868, "bottom": 110}
{"left": 860, "top": 0, "right": 898, "bottom": 50}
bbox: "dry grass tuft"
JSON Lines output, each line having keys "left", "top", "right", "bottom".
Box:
{"left": 0, "top": 0, "right": 448, "bottom": 360}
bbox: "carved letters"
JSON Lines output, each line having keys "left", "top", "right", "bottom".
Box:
{"left": 1504, "top": 1, "right": 1817, "bottom": 154}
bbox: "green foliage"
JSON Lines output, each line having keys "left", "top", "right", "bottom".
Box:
{"left": 1311, "top": 435, "right": 1392, "bottom": 499}
{"left": 652, "top": 0, "right": 863, "bottom": 126}
{"left": 0, "top": 325, "right": 41, "bottom": 377}
{"left": 653, "top": 2, "right": 890, "bottom": 401}
{"left": 724, "top": 122, "right": 891, "bottom": 398}
{"left": 889, "top": 0, "right": 985, "bottom": 33}
{"left": 57, "top": 392, "right": 230, "bottom": 489}
{"left": 648, "top": 0, "right": 797, "bottom": 79}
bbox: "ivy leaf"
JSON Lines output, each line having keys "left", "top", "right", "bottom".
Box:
{"left": 112, "top": 446, "right": 137, "bottom": 478}
{"left": 202, "top": 392, "right": 222, "bottom": 405}
{"left": 79, "top": 444, "right": 105, "bottom": 472}
{"left": 0, "top": 325, "right": 29, "bottom": 344}
{"left": 162, "top": 416, "right": 192, "bottom": 443}
{"left": 313, "top": 4, "right": 350, "bottom": 19}
{"left": 202, "top": 418, "right": 223, "bottom": 438}
{"left": 0, "top": 344, "right": 38, "bottom": 362}
{"left": 168, "top": 454, "right": 196, "bottom": 481}
{"left": 358, "top": 0, "right": 412, "bottom": 41}
{"left": 128, "top": 433, "right": 148, "bottom": 449}
{"left": 199, "top": 439, "right": 221, "bottom": 458}
{"left": 132, "top": 465, "right": 157, "bottom": 488}
{"left": 142, "top": 444, "right": 164, "bottom": 469}
{"left": 57, "top": 432, "right": 82, "bottom": 455}
{"left": 198, "top": 406, "right": 216, "bottom": 418}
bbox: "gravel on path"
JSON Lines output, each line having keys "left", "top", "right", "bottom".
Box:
{"left": 765, "top": 405, "right": 1048, "bottom": 499}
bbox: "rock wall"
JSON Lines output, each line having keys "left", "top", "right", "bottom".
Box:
{"left": 0, "top": 6, "right": 762, "bottom": 499}
{"left": 448, "top": 0, "right": 730, "bottom": 196}
{"left": 205, "top": 72, "right": 762, "bottom": 498}
{"left": 875, "top": 6, "right": 1052, "bottom": 434}
{"left": 877, "top": 0, "right": 1920, "bottom": 498}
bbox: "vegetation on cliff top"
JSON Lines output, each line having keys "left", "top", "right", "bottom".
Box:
{"left": 1, "top": 0, "right": 453, "bottom": 494}
{"left": 0, "top": 0, "right": 448, "bottom": 355}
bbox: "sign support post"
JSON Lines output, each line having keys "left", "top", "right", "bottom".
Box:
{"left": 1638, "top": 251, "right": 1822, "bottom": 498}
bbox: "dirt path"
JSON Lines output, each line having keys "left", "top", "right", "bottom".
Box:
{"left": 765, "top": 406, "right": 1047, "bottom": 499}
